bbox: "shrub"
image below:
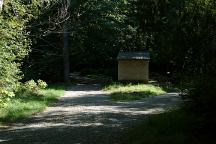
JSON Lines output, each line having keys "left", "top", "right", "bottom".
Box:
{"left": 0, "top": 17, "right": 29, "bottom": 105}
{"left": 37, "top": 79, "right": 48, "bottom": 89}
{"left": 22, "top": 79, "right": 48, "bottom": 94}
{"left": 0, "top": 0, "right": 42, "bottom": 105}
{"left": 0, "top": 88, "right": 15, "bottom": 107}
{"left": 24, "top": 80, "right": 39, "bottom": 93}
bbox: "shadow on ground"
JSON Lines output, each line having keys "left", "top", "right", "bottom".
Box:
{"left": 0, "top": 84, "right": 180, "bottom": 144}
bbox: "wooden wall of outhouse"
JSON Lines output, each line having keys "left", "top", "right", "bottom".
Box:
{"left": 117, "top": 52, "right": 150, "bottom": 83}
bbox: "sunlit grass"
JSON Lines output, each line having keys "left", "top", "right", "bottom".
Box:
{"left": 104, "top": 83, "right": 166, "bottom": 101}
{"left": 0, "top": 84, "right": 65, "bottom": 124}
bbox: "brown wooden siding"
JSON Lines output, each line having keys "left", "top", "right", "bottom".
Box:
{"left": 118, "top": 60, "right": 149, "bottom": 82}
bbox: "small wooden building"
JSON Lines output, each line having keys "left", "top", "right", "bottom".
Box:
{"left": 117, "top": 51, "right": 150, "bottom": 83}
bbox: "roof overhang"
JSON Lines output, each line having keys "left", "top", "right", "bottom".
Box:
{"left": 117, "top": 51, "right": 150, "bottom": 60}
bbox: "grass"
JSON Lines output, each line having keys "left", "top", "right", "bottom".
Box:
{"left": 0, "top": 84, "right": 65, "bottom": 125}
{"left": 104, "top": 83, "right": 166, "bottom": 101}
{"left": 121, "top": 108, "right": 205, "bottom": 144}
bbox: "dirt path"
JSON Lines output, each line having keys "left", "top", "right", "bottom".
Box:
{"left": 0, "top": 84, "right": 181, "bottom": 144}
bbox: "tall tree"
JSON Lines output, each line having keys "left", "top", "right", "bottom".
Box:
{"left": 61, "top": 0, "right": 71, "bottom": 83}
{"left": 0, "top": 0, "right": 3, "bottom": 12}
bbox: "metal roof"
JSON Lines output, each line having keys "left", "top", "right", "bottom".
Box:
{"left": 117, "top": 51, "right": 150, "bottom": 60}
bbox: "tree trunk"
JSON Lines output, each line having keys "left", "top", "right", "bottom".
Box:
{"left": 63, "top": 22, "right": 70, "bottom": 83}
{"left": 0, "top": 0, "right": 3, "bottom": 12}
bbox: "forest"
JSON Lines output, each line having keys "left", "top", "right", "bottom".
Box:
{"left": 0, "top": 0, "right": 215, "bottom": 143}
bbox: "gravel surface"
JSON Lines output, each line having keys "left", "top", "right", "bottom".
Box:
{"left": 0, "top": 84, "right": 181, "bottom": 144}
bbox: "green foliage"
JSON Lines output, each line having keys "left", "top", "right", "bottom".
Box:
{"left": 137, "top": 0, "right": 216, "bottom": 130}
{"left": 22, "top": 0, "right": 215, "bottom": 83}
{"left": 0, "top": 0, "right": 43, "bottom": 105}
{"left": 0, "top": 9, "right": 26, "bottom": 104}
{"left": 22, "top": 79, "right": 47, "bottom": 94}
{"left": 137, "top": 0, "right": 216, "bottom": 75}
{"left": 104, "top": 83, "right": 166, "bottom": 101}
{"left": 23, "top": 0, "right": 146, "bottom": 81}
{"left": 22, "top": 0, "right": 68, "bottom": 82}
{"left": 37, "top": 79, "right": 48, "bottom": 89}
{"left": 24, "top": 80, "right": 39, "bottom": 92}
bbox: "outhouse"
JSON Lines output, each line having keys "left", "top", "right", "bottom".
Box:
{"left": 117, "top": 51, "right": 150, "bottom": 83}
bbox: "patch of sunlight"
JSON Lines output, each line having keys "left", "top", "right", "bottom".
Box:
{"left": 0, "top": 139, "right": 10, "bottom": 142}
{"left": 104, "top": 83, "right": 166, "bottom": 101}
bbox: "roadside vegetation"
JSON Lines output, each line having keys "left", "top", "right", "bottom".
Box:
{"left": 104, "top": 83, "right": 166, "bottom": 101}
{"left": 0, "top": 84, "right": 65, "bottom": 125}
{"left": 121, "top": 108, "right": 209, "bottom": 144}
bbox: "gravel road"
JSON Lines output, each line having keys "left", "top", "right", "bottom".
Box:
{"left": 0, "top": 84, "right": 181, "bottom": 144}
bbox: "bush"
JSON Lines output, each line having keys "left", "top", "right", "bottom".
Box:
{"left": 37, "top": 79, "right": 48, "bottom": 89}
{"left": 22, "top": 79, "right": 48, "bottom": 94}
{"left": 0, "top": 16, "right": 29, "bottom": 105}
{"left": 24, "top": 80, "right": 39, "bottom": 93}
{"left": 0, "top": 0, "right": 42, "bottom": 105}
{"left": 0, "top": 89, "right": 15, "bottom": 107}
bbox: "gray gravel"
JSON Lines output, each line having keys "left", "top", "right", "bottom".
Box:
{"left": 0, "top": 84, "right": 181, "bottom": 144}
